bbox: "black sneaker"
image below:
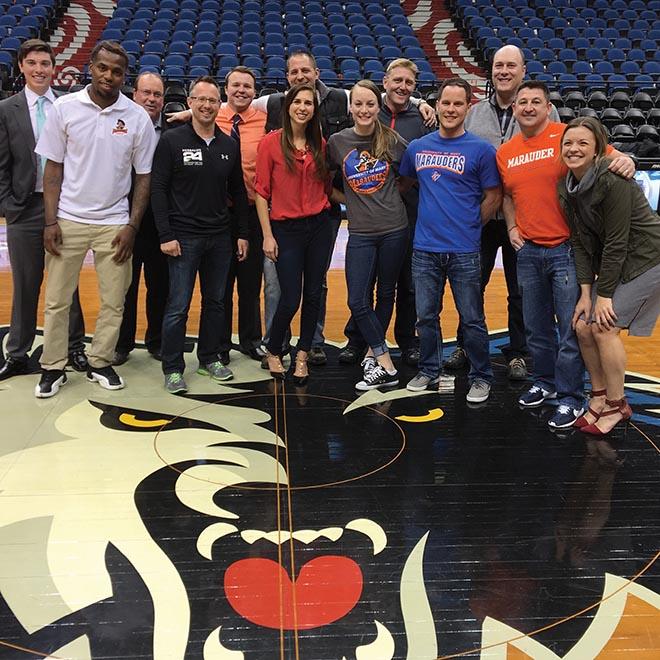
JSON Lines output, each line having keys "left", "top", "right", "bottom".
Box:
{"left": 308, "top": 346, "right": 327, "bottom": 365}
{"left": 87, "top": 365, "right": 124, "bottom": 390}
{"left": 68, "top": 349, "right": 88, "bottom": 372}
{"left": 355, "top": 365, "right": 399, "bottom": 391}
{"left": 338, "top": 345, "right": 363, "bottom": 364}
{"left": 444, "top": 347, "right": 468, "bottom": 370}
{"left": 35, "top": 369, "right": 67, "bottom": 398}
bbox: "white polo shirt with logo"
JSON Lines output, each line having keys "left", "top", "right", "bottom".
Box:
{"left": 35, "top": 86, "right": 158, "bottom": 225}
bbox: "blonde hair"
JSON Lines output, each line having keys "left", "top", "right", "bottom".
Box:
{"left": 385, "top": 58, "right": 418, "bottom": 77}
{"left": 349, "top": 80, "right": 399, "bottom": 162}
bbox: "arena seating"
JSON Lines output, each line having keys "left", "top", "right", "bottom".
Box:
{"left": 0, "top": 0, "right": 64, "bottom": 87}
{"left": 97, "top": 0, "right": 434, "bottom": 88}
{"left": 451, "top": 0, "right": 660, "bottom": 142}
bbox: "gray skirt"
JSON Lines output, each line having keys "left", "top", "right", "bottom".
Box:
{"left": 590, "top": 262, "right": 660, "bottom": 336}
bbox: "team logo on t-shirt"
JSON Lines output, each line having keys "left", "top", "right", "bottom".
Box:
{"left": 112, "top": 119, "right": 128, "bottom": 135}
{"left": 182, "top": 148, "right": 203, "bottom": 165}
{"left": 415, "top": 151, "right": 465, "bottom": 175}
{"left": 342, "top": 148, "right": 389, "bottom": 195}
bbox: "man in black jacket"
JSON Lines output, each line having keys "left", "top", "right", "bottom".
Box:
{"left": 113, "top": 71, "right": 168, "bottom": 366}
{"left": 151, "top": 76, "right": 250, "bottom": 394}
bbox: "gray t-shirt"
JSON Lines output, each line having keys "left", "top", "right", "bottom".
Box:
{"left": 327, "top": 127, "right": 408, "bottom": 236}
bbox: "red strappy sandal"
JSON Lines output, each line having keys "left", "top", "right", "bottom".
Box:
{"left": 574, "top": 388, "right": 607, "bottom": 429}
{"left": 580, "top": 396, "right": 632, "bottom": 435}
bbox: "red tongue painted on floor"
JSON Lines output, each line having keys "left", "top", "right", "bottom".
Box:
{"left": 224, "top": 556, "right": 363, "bottom": 630}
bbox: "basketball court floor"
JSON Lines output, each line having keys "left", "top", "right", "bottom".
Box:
{"left": 0, "top": 330, "right": 659, "bottom": 659}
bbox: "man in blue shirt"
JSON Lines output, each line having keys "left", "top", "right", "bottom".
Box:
{"left": 399, "top": 78, "right": 501, "bottom": 403}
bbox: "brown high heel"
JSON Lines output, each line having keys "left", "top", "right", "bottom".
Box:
{"left": 292, "top": 353, "right": 308, "bottom": 386}
{"left": 266, "top": 352, "right": 286, "bottom": 380}
{"left": 581, "top": 396, "right": 632, "bottom": 435}
{"left": 574, "top": 388, "right": 607, "bottom": 429}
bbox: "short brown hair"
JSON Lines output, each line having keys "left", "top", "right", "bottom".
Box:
{"left": 516, "top": 80, "right": 550, "bottom": 101}
{"left": 90, "top": 40, "right": 129, "bottom": 70}
{"left": 562, "top": 117, "right": 609, "bottom": 160}
{"left": 225, "top": 66, "right": 257, "bottom": 87}
{"left": 437, "top": 77, "right": 472, "bottom": 103}
{"left": 189, "top": 75, "right": 220, "bottom": 96}
{"left": 134, "top": 70, "right": 164, "bottom": 91}
{"left": 18, "top": 39, "right": 54, "bottom": 66}
{"left": 286, "top": 50, "right": 317, "bottom": 71}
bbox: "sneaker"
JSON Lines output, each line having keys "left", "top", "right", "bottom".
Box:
{"left": 87, "top": 365, "right": 125, "bottom": 390}
{"left": 548, "top": 404, "right": 585, "bottom": 429}
{"left": 444, "top": 347, "right": 468, "bottom": 370}
{"left": 338, "top": 345, "right": 362, "bottom": 364}
{"left": 308, "top": 346, "right": 327, "bottom": 366}
{"left": 355, "top": 365, "right": 399, "bottom": 391}
{"left": 164, "top": 372, "right": 188, "bottom": 394}
{"left": 402, "top": 347, "right": 420, "bottom": 367}
{"left": 112, "top": 350, "right": 129, "bottom": 366}
{"left": 406, "top": 372, "right": 440, "bottom": 392}
{"left": 35, "top": 369, "right": 67, "bottom": 398}
{"left": 518, "top": 385, "right": 557, "bottom": 407}
{"left": 361, "top": 356, "right": 378, "bottom": 376}
{"left": 198, "top": 361, "right": 233, "bottom": 382}
{"left": 466, "top": 379, "right": 491, "bottom": 403}
{"left": 68, "top": 349, "right": 89, "bottom": 372}
{"left": 506, "top": 356, "right": 528, "bottom": 381}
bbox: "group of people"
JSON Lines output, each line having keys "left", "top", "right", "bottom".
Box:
{"left": 1, "top": 38, "right": 659, "bottom": 434}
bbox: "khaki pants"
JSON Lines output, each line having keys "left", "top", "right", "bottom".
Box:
{"left": 41, "top": 219, "right": 132, "bottom": 371}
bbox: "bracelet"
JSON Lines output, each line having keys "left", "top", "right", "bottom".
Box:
{"left": 507, "top": 225, "right": 518, "bottom": 233}
{"left": 125, "top": 224, "right": 138, "bottom": 232}
{"left": 45, "top": 222, "right": 58, "bottom": 227}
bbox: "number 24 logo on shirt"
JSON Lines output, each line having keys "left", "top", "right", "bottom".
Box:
{"left": 183, "top": 149, "right": 203, "bottom": 165}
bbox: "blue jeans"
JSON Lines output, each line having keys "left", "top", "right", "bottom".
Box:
{"left": 412, "top": 249, "right": 493, "bottom": 382}
{"left": 267, "top": 213, "right": 334, "bottom": 356}
{"left": 516, "top": 241, "right": 584, "bottom": 407}
{"left": 161, "top": 233, "right": 232, "bottom": 374}
{"left": 345, "top": 227, "right": 408, "bottom": 356}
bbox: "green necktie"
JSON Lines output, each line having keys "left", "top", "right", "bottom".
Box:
{"left": 36, "top": 96, "right": 46, "bottom": 174}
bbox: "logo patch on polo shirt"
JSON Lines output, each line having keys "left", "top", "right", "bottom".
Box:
{"left": 112, "top": 119, "right": 128, "bottom": 135}
{"left": 182, "top": 149, "right": 203, "bottom": 165}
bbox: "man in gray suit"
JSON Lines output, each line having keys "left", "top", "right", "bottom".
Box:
{"left": 0, "top": 39, "right": 86, "bottom": 380}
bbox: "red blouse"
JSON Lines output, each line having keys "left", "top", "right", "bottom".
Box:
{"left": 254, "top": 129, "right": 330, "bottom": 221}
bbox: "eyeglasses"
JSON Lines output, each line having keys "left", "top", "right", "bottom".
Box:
{"left": 189, "top": 95, "right": 220, "bottom": 106}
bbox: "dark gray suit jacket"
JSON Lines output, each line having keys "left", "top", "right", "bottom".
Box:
{"left": 0, "top": 89, "right": 61, "bottom": 223}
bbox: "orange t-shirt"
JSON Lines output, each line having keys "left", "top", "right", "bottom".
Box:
{"left": 497, "top": 121, "right": 569, "bottom": 247}
{"left": 497, "top": 121, "right": 614, "bottom": 247}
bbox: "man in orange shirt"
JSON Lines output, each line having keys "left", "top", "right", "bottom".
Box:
{"left": 498, "top": 81, "right": 634, "bottom": 429}
{"left": 215, "top": 67, "right": 268, "bottom": 364}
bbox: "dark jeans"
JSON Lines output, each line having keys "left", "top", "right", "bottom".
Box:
{"left": 516, "top": 240, "right": 584, "bottom": 407}
{"left": 344, "top": 219, "right": 417, "bottom": 352}
{"left": 219, "top": 207, "right": 263, "bottom": 353}
{"left": 312, "top": 203, "right": 342, "bottom": 347}
{"left": 267, "top": 212, "right": 334, "bottom": 356}
{"left": 413, "top": 249, "right": 493, "bottom": 383}
{"left": 456, "top": 217, "right": 526, "bottom": 359}
{"left": 116, "top": 224, "right": 168, "bottom": 354}
{"left": 345, "top": 227, "right": 408, "bottom": 356}
{"left": 161, "top": 233, "right": 232, "bottom": 374}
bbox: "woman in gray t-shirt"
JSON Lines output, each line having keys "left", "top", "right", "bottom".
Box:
{"left": 327, "top": 80, "right": 409, "bottom": 392}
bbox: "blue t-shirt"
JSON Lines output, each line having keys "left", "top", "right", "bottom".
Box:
{"left": 399, "top": 131, "right": 500, "bottom": 253}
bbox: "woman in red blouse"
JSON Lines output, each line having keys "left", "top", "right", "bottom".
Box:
{"left": 255, "top": 83, "right": 333, "bottom": 383}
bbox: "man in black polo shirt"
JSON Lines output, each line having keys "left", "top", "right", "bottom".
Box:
{"left": 151, "top": 76, "right": 249, "bottom": 394}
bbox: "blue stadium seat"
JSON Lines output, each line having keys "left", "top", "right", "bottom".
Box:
{"left": 139, "top": 53, "right": 161, "bottom": 68}
{"left": 144, "top": 41, "right": 165, "bottom": 56}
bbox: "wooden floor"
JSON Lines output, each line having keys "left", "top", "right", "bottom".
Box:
{"left": 1, "top": 263, "right": 659, "bottom": 377}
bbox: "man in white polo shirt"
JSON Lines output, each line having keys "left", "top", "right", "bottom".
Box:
{"left": 34, "top": 41, "right": 158, "bottom": 398}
